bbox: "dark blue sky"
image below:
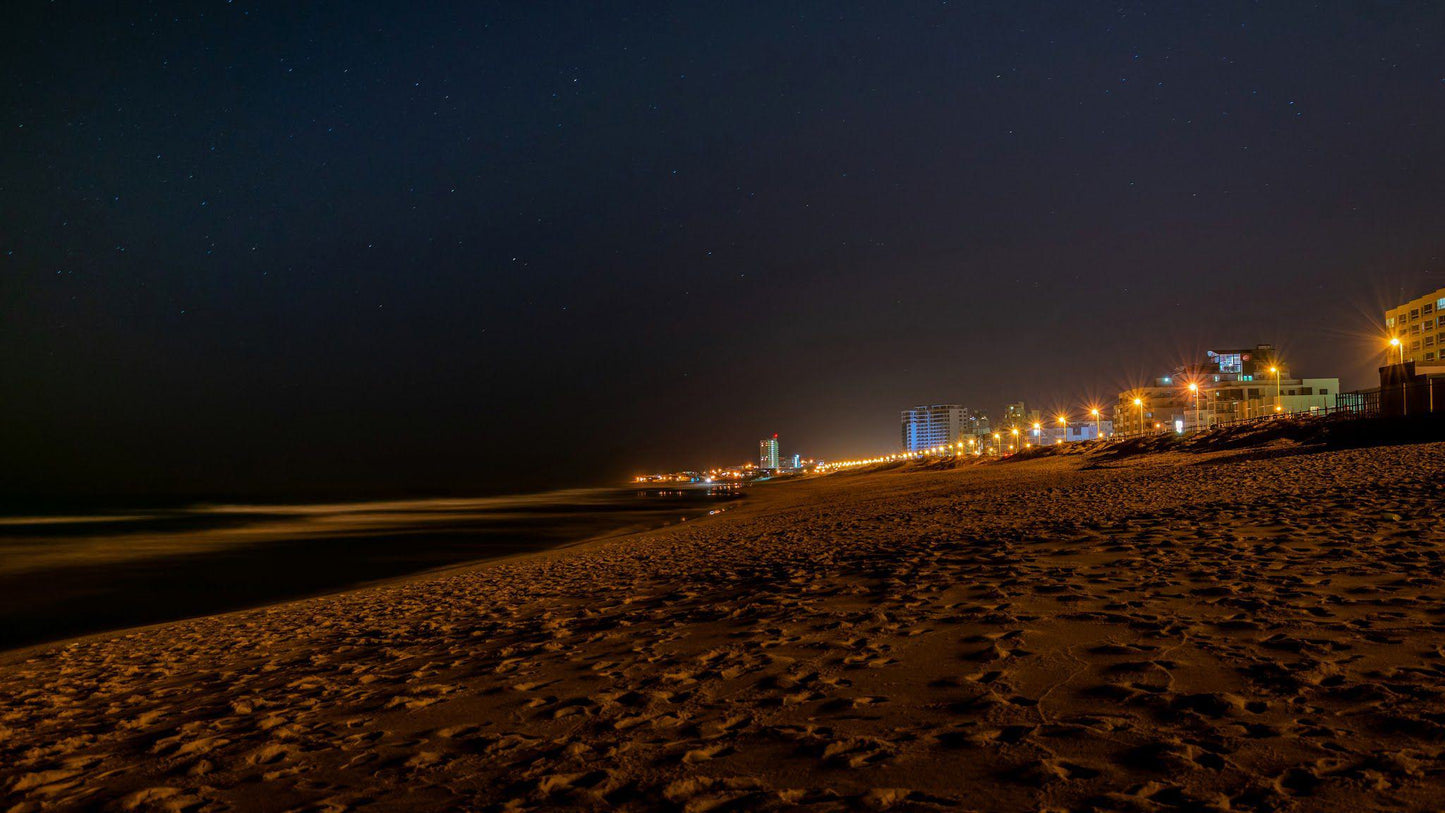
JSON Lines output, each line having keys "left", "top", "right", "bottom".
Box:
{"left": 4, "top": 2, "right": 1443, "bottom": 499}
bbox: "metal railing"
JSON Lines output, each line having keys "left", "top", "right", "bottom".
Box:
{"left": 1378, "top": 378, "right": 1445, "bottom": 416}
{"left": 1209, "top": 392, "right": 1382, "bottom": 429}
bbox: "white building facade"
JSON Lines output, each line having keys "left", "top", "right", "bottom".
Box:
{"left": 901, "top": 404, "right": 967, "bottom": 452}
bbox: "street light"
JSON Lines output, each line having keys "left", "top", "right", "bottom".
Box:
{"left": 1269, "top": 365, "right": 1281, "bottom": 416}
{"left": 1187, "top": 381, "right": 1200, "bottom": 431}
{"left": 1388, "top": 337, "right": 1407, "bottom": 415}
{"left": 1090, "top": 407, "right": 1101, "bottom": 439}
{"left": 1133, "top": 397, "right": 1144, "bottom": 436}
{"left": 1010, "top": 426, "right": 1020, "bottom": 453}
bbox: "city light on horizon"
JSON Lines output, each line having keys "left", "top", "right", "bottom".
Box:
{"left": 659, "top": 325, "right": 1423, "bottom": 473}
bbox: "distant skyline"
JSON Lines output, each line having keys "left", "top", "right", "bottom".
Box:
{"left": 4, "top": 2, "right": 1444, "bottom": 500}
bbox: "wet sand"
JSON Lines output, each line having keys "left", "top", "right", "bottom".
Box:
{"left": 3, "top": 442, "right": 1445, "bottom": 811}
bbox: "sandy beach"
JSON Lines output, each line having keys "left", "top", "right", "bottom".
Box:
{"left": 4, "top": 440, "right": 1445, "bottom": 811}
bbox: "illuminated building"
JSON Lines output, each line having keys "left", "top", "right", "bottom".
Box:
{"left": 900, "top": 405, "right": 970, "bottom": 452}
{"left": 1060, "top": 419, "right": 1113, "bottom": 442}
{"left": 1201, "top": 344, "right": 1279, "bottom": 379}
{"left": 1003, "top": 401, "right": 1042, "bottom": 442}
{"left": 1113, "top": 346, "right": 1340, "bottom": 433}
{"left": 1385, "top": 286, "right": 1445, "bottom": 364}
{"left": 1002, "top": 402, "right": 1037, "bottom": 428}
{"left": 759, "top": 435, "right": 780, "bottom": 469}
{"left": 973, "top": 413, "right": 991, "bottom": 435}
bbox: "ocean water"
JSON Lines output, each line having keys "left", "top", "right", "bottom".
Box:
{"left": 0, "top": 485, "right": 743, "bottom": 651}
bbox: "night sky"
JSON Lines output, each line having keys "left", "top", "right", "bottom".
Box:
{"left": 4, "top": 2, "right": 1444, "bottom": 501}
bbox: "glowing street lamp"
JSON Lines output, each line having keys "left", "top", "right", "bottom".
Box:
{"left": 1269, "top": 365, "right": 1281, "bottom": 415}
{"left": 1010, "top": 426, "right": 1020, "bottom": 453}
{"left": 1187, "top": 381, "right": 1200, "bottom": 430}
{"left": 1388, "top": 337, "right": 1407, "bottom": 415}
{"left": 1133, "top": 397, "right": 1144, "bottom": 436}
{"left": 1090, "top": 407, "right": 1101, "bottom": 439}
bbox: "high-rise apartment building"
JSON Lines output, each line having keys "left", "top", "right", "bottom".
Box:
{"left": 1386, "top": 286, "right": 1445, "bottom": 365}
{"left": 759, "top": 435, "right": 780, "bottom": 469}
{"left": 1001, "top": 401, "right": 1039, "bottom": 430}
{"left": 900, "top": 405, "right": 968, "bottom": 452}
{"left": 959, "top": 408, "right": 989, "bottom": 436}
{"left": 1003, "top": 402, "right": 1027, "bottom": 427}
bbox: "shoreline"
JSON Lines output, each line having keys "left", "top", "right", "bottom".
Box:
{"left": 0, "top": 498, "right": 752, "bottom": 665}
{"left": 0, "top": 486, "right": 747, "bottom": 655}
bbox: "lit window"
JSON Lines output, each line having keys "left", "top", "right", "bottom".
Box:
{"left": 1438, "top": 297, "right": 1445, "bottom": 310}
